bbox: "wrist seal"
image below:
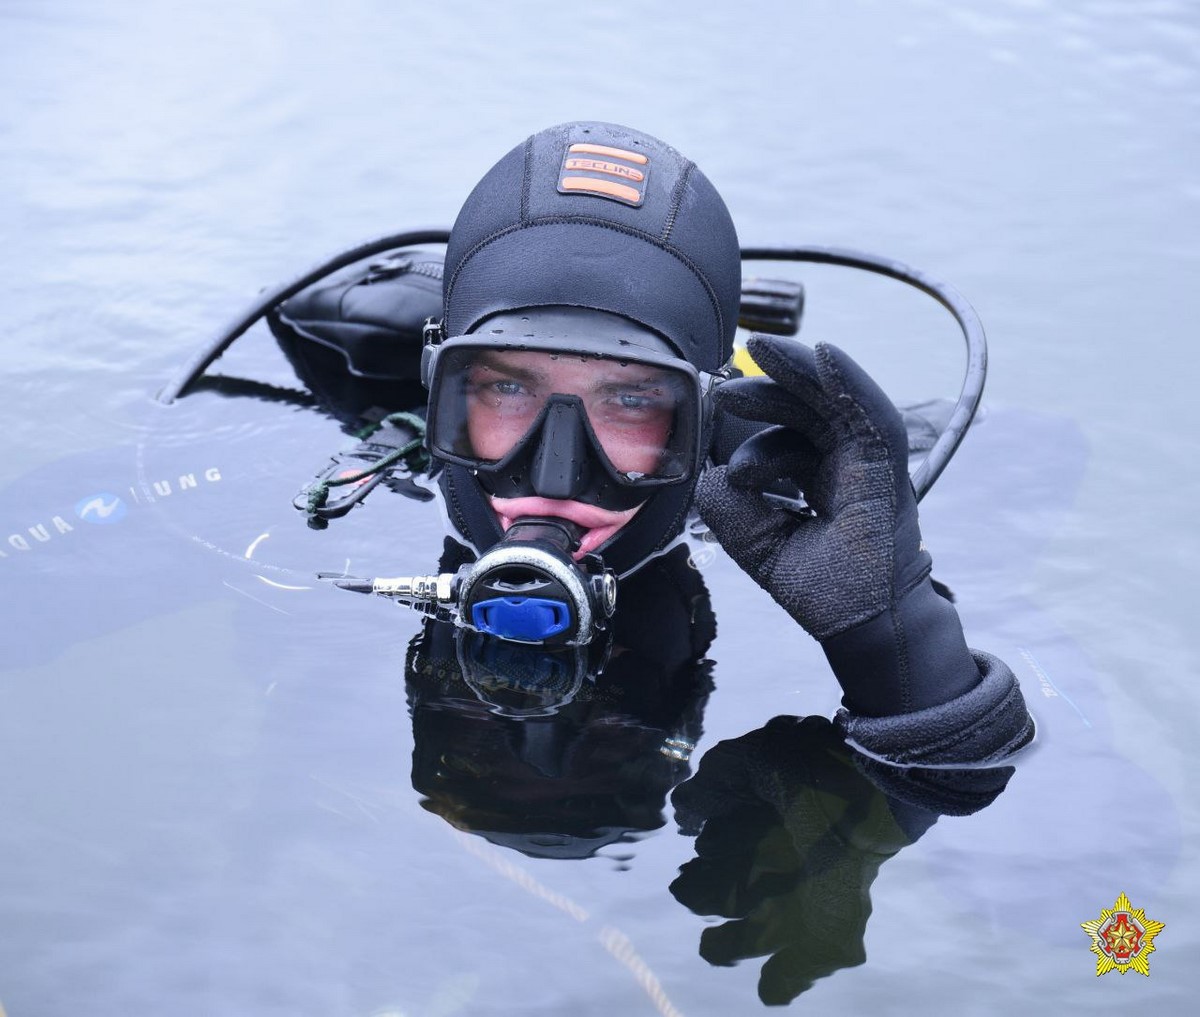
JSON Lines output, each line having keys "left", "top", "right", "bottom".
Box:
{"left": 834, "top": 650, "right": 1035, "bottom": 767}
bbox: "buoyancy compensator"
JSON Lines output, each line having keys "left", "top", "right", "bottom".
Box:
{"left": 267, "top": 247, "right": 446, "bottom": 526}
{"left": 266, "top": 248, "right": 444, "bottom": 424}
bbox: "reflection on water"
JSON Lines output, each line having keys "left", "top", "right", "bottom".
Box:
{"left": 407, "top": 545, "right": 715, "bottom": 861}
{"left": 405, "top": 544, "right": 1028, "bottom": 1005}
{"left": 671, "top": 715, "right": 1015, "bottom": 1005}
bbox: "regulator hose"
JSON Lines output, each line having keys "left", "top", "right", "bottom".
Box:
{"left": 740, "top": 246, "right": 987, "bottom": 502}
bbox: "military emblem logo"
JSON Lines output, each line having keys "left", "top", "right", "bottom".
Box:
{"left": 1081, "top": 892, "right": 1165, "bottom": 976}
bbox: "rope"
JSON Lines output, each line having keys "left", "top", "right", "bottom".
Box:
{"left": 450, "top": 828, "right": 686, "bottom": 1016}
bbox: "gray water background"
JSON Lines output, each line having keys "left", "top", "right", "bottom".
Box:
{"left": 1, "top": 0, "right": 1197, "bottom": 1014}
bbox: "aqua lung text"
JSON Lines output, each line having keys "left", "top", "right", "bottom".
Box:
{"left": 1, "top": 466, "right": 222, "bottom": 558}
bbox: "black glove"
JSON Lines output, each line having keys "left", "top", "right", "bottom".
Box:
{"left": 697, "top": 337, "right": 981, "bottom": 717}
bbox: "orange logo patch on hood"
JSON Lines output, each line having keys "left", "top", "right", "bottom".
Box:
{"left": 558, "top": 142, "right": 649, "bottom": 207}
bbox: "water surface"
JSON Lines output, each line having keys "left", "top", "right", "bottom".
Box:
{"left": 1, "top": 1, "right": 1197, "bottom": 1014}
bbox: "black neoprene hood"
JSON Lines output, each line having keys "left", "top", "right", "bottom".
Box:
{"left": 442, "top": 121, "right": 741, "bottom": 373}
{"left": 435, "top": 122, "right": 742, "bottom": 575}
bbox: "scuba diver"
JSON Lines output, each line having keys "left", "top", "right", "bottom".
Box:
{"left": 241, "top": 121, "right": 1035, "bottom": 835}
{"left": 395, "top": 120, "right": 1033, "bottom": 768}
{"left": 139, "top": 120, "right": 1042, "bottom": 1002}
{"left": 386, "top": 123, "right": 1037, "bottom": 1001}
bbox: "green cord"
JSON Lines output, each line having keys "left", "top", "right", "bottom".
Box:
{"left": 305, "top": 412, "right": 429, "bottom": 518}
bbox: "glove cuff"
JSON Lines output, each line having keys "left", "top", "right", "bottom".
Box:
{"left": 821, "top": 576, "right": 983, "bottom": 717}
{"left": 834, "top": 649, "right": 1036, "bottom": 766}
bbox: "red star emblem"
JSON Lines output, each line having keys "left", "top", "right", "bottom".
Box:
{"left": 1082, "top": 892, "right": 1165, "bottom": 976}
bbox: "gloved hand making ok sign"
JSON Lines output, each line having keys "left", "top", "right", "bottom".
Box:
{"left": 697, "top": 336, "right": 985, "bottom": 721}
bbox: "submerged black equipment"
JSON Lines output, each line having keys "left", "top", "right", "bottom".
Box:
{"left": 327, "top": 515, "right": 617, "bottom": 646}
{"left": 405, "top": 544, "right": 715, "bottom": 858}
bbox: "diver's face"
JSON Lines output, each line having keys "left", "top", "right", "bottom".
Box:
{"left": 463, "top": 349, "right": 679, "bottom": 556}
{"left": 464, "top": 350, "right": 676, "bottom": 476}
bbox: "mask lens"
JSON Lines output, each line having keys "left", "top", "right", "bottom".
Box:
{"left": 429, "top": 344, "right": 699, "bottom": 484}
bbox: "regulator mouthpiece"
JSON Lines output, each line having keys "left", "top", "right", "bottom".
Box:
{"left": 327, "top": 516, "right": 617, "bottom": 646}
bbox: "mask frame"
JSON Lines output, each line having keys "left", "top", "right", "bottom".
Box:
{"left": 422, "top": 305, "right": 720, "bottom": 513}
{"left": 424, "top": 331, "right": 716, "bottom": 511}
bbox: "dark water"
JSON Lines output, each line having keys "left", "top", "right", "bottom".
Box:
{"left": 2, "top": 1, "right": 1197, "bottom": 1014}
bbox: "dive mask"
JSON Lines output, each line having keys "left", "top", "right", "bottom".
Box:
{"left": 422, "top": 307, "right": 713, "bottom": 511}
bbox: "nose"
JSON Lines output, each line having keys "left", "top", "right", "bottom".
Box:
{"left": 530, "top": 397, "right": 592, "bottom": 500}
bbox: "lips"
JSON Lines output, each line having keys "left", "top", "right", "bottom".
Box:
{"left": 489, "top": 496, "right": 644, "bottom": 559}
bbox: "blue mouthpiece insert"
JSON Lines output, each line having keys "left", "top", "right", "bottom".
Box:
{"left": 470, "top": 597, "right": 572, "bottom": 642}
